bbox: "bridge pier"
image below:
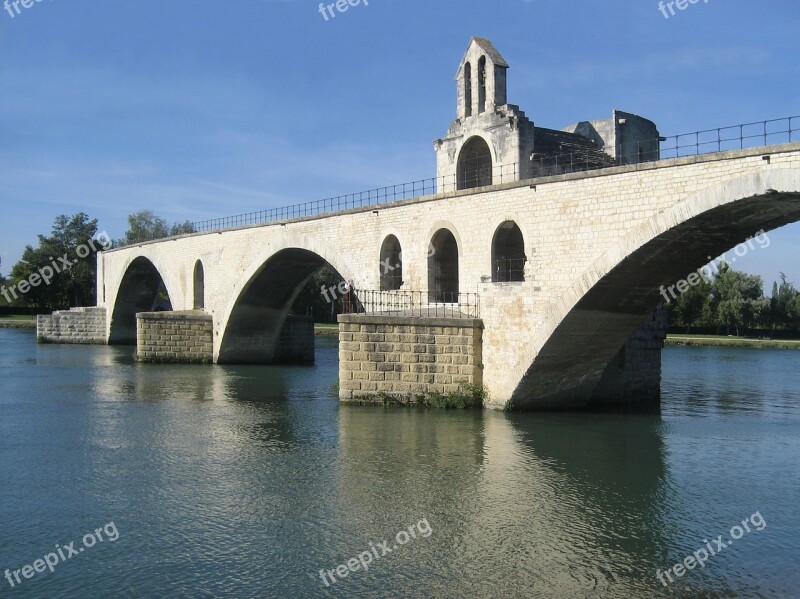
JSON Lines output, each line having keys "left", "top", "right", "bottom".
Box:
{"left": 36, "top": 307, "right": 107, "bottom": 344}
{"left": 588, "top": 309, "right": 668, "bottom": 411}
{"left": 337, "top": 314, "right": 484, "bottom": 405}
{"left": 135, "top": 311, "right": 214, "bottom": 363}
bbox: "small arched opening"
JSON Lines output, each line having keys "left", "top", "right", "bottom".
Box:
{"left": 457, "top": 136, "right": 493, "bottom": 190}
{"left": 193, "top": 260, "right": 205, "bottom": 309}
{"left": 379, "top": 235, "right": 403, "bottom": 291}
{"left": 478, "top": 56, "right": 487, "bottom": 114}
{"left": 464, "top": 62, "right": 472, "bottom": 118}
{"left": 428, "top": 229, "right": 459, "bottom": 304}
{"left": 492, "top": 221, "right": 526, "bottom": 282}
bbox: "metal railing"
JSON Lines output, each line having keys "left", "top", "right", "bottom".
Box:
{"left": 657, "top": 115, "right": 799, "bottom": 159}
{"left": 174, "top": 114, "right": 797, "bottom": 237}
{"left": 346, "top": 290, "right": 480, "bottom": 318}
{"left": 531, "top": 115, "right": 799, "bottom": 177}
{"left": 191, "top": 163, "right": 520, "bottom": 234}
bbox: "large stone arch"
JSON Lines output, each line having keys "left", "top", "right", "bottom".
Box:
{"left": 216, "top": 236, "right": 359, "bottom": 364}
{"left": 510, "top": 169, "right": 800, "bottom": 409}
{"left": 108, "top": 256, "right": 174, "bottom": 345}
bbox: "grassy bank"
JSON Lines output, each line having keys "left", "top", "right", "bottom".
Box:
{"left": 666, "top": 334, "right": 800, "bottom": 349}
{"left": 0, "top": 320, "right": 36, "bottom": 329}
{"left": 314, "top": 323, "right": 339, "bottom": 336}
{"left": 0, "top": 314, "right": 37, "bottom": 329}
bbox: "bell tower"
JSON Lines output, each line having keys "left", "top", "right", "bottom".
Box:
{"left": 435, "top": 37, "right": 536, "bottom": 190}
{"left": 456, "top": 37, "right": 509, "bottom": 120}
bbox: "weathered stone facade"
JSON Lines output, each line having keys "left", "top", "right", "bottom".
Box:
{"left": 338, "top": 314, "right": 483, "bottom": 403}
{"left": 434, "top": 38, "right": 660, "bottom": 186}
{"left": 93, "top": 144, "right": 800, "bottom": 409}
{"left": 37, "top": 307, "right": 106, "bottom": 344}
{"left": 135, "top": 311, "right": 213, "bottom": 363}
{"left": 72, "top": 37, "right": 800, "bottom": 410}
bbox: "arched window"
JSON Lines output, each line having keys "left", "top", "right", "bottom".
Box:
{"left": 193, "top": 260, "right": 205, "bottom": 309}
{"left": 478, "top": 56, "right": 487, "bottom": 114}
{"left": 428, "top": 229, "right": 459, "bottom": 304}
{"left": 464, "top": 62, "right": 472, "bottom": 118}
{"left": 492, "top": 221, "right": 526, "bottom": 282}
{"left": 379, "top": 235, "right": 403, "bottom": 291}
{"left": 457, "top": 136, "right": 493, "bottom": 190}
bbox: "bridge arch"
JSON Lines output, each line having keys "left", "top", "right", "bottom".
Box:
{"left": 491, "top": 220, "right": 526, "bottom": 282}
{"left": 457, "top": 135, "right": 493, "bottom": 190}
{"left": 379, "top": 234, "right": 403, "bottom": 291}
{"left": 509, "top": 168, "right": 800, "bottom": 409}
{"left": 428, "top": 227, "right": 460, "bottom": 303}
{"left": 109, "top": 256, "right": 174, "bottom": 345}
{"left": 217, "top": 235, "right": 359, "bottom": 364}
{"left": 193, "top": 260, "right": 205, "bottom": 310}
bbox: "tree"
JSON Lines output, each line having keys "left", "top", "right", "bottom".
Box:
{"left": 170, "top": 220, "right": 196, "bottom": 236}
{"left": 713, "top": 262, "right": 764, "bottom": 336}
{"left": 770, "top": 274, "right": 800, "bottom": 334}
{"left": 119, "top": 211, "right": 196, "bottom": 246}
{"left": 671, "top": 274, "right": 712, "bottom": 332}
{"left": 120, "top": 210, "right": 170, "bottom": 245}
{"left": 7, "top": 213, "right": 102, "bottom": 309}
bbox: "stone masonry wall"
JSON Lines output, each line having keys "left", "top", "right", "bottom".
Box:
{"left": 97, "top": 143, "right": 800, "bottom": 407}
{"left": 590, "top": 308, "right": 668, "bottom": 408}
{"left": 338, "top": 314, "right": 483, "bottom": 403}
{"left": 136, "top": 311, "right": 213, "bottom": 363}
{"left": 37, "top": 307, "right": 107, "bottom": 344}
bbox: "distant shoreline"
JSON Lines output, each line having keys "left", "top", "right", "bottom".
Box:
{"left": 666, "top": 334, "right": 800, "bottom": 349}
{"left": 0, "top": 320, "right": 36, "bottom": 329}
{"left": 314, "top": 324, "right": 339, "bottom": 337}
{"left": 5, "top": 321, "right": 798, "bottom": 348}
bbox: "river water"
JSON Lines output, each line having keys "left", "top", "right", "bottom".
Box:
{"left": 0, "top": 328, "right": 798, "bottom": 598}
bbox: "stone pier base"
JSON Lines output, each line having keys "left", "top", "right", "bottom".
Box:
{"left": 37, "top": 307, "right": 107, "bottom": 344}
{"left": 589, "top": 308, "right": 668, "bottom": 409}
{"left": 338, "top": 314, "right": 483, "bottom": 404}
{"left": 135, "top": 311, "right": 213, "bottom": 363}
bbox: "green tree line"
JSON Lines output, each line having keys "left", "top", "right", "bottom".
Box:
{"left": 2, "top": 211, "right": 195, "bottom": 311}
{"left": 666, "top": 262, "right": 800, "bottom": 337}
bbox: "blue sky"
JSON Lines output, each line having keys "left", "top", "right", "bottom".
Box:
{"left": 1, "top": 0, "right": 798, "bottom": 289}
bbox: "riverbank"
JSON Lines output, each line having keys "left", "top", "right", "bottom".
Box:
{"left": 314, "top": 323, "right": 339, "bottom": 336}
{"left": 0, "top": 316, "right": 36, "bottom": 329}
{"left": 1, "top": 319, "right": 341, "bottom": 334}
{"left": 666, "top": 334, "right": 800, "bottom": 349}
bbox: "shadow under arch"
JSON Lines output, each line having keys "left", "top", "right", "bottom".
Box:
{"left": 512, "top": 171, "right": 800, "bottom": 409}
{"left": 109, "top": 256, "right": 173, "bottom": 345}
{"left": 218, "top": 248, "right": 349, "bottom": 364}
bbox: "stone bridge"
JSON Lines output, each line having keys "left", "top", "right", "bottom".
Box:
{"left": 78, "top": 141, "right": 800, "bottom": 410}
{"left": 37, "top": 37, "right": 800, "bottom": 410}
